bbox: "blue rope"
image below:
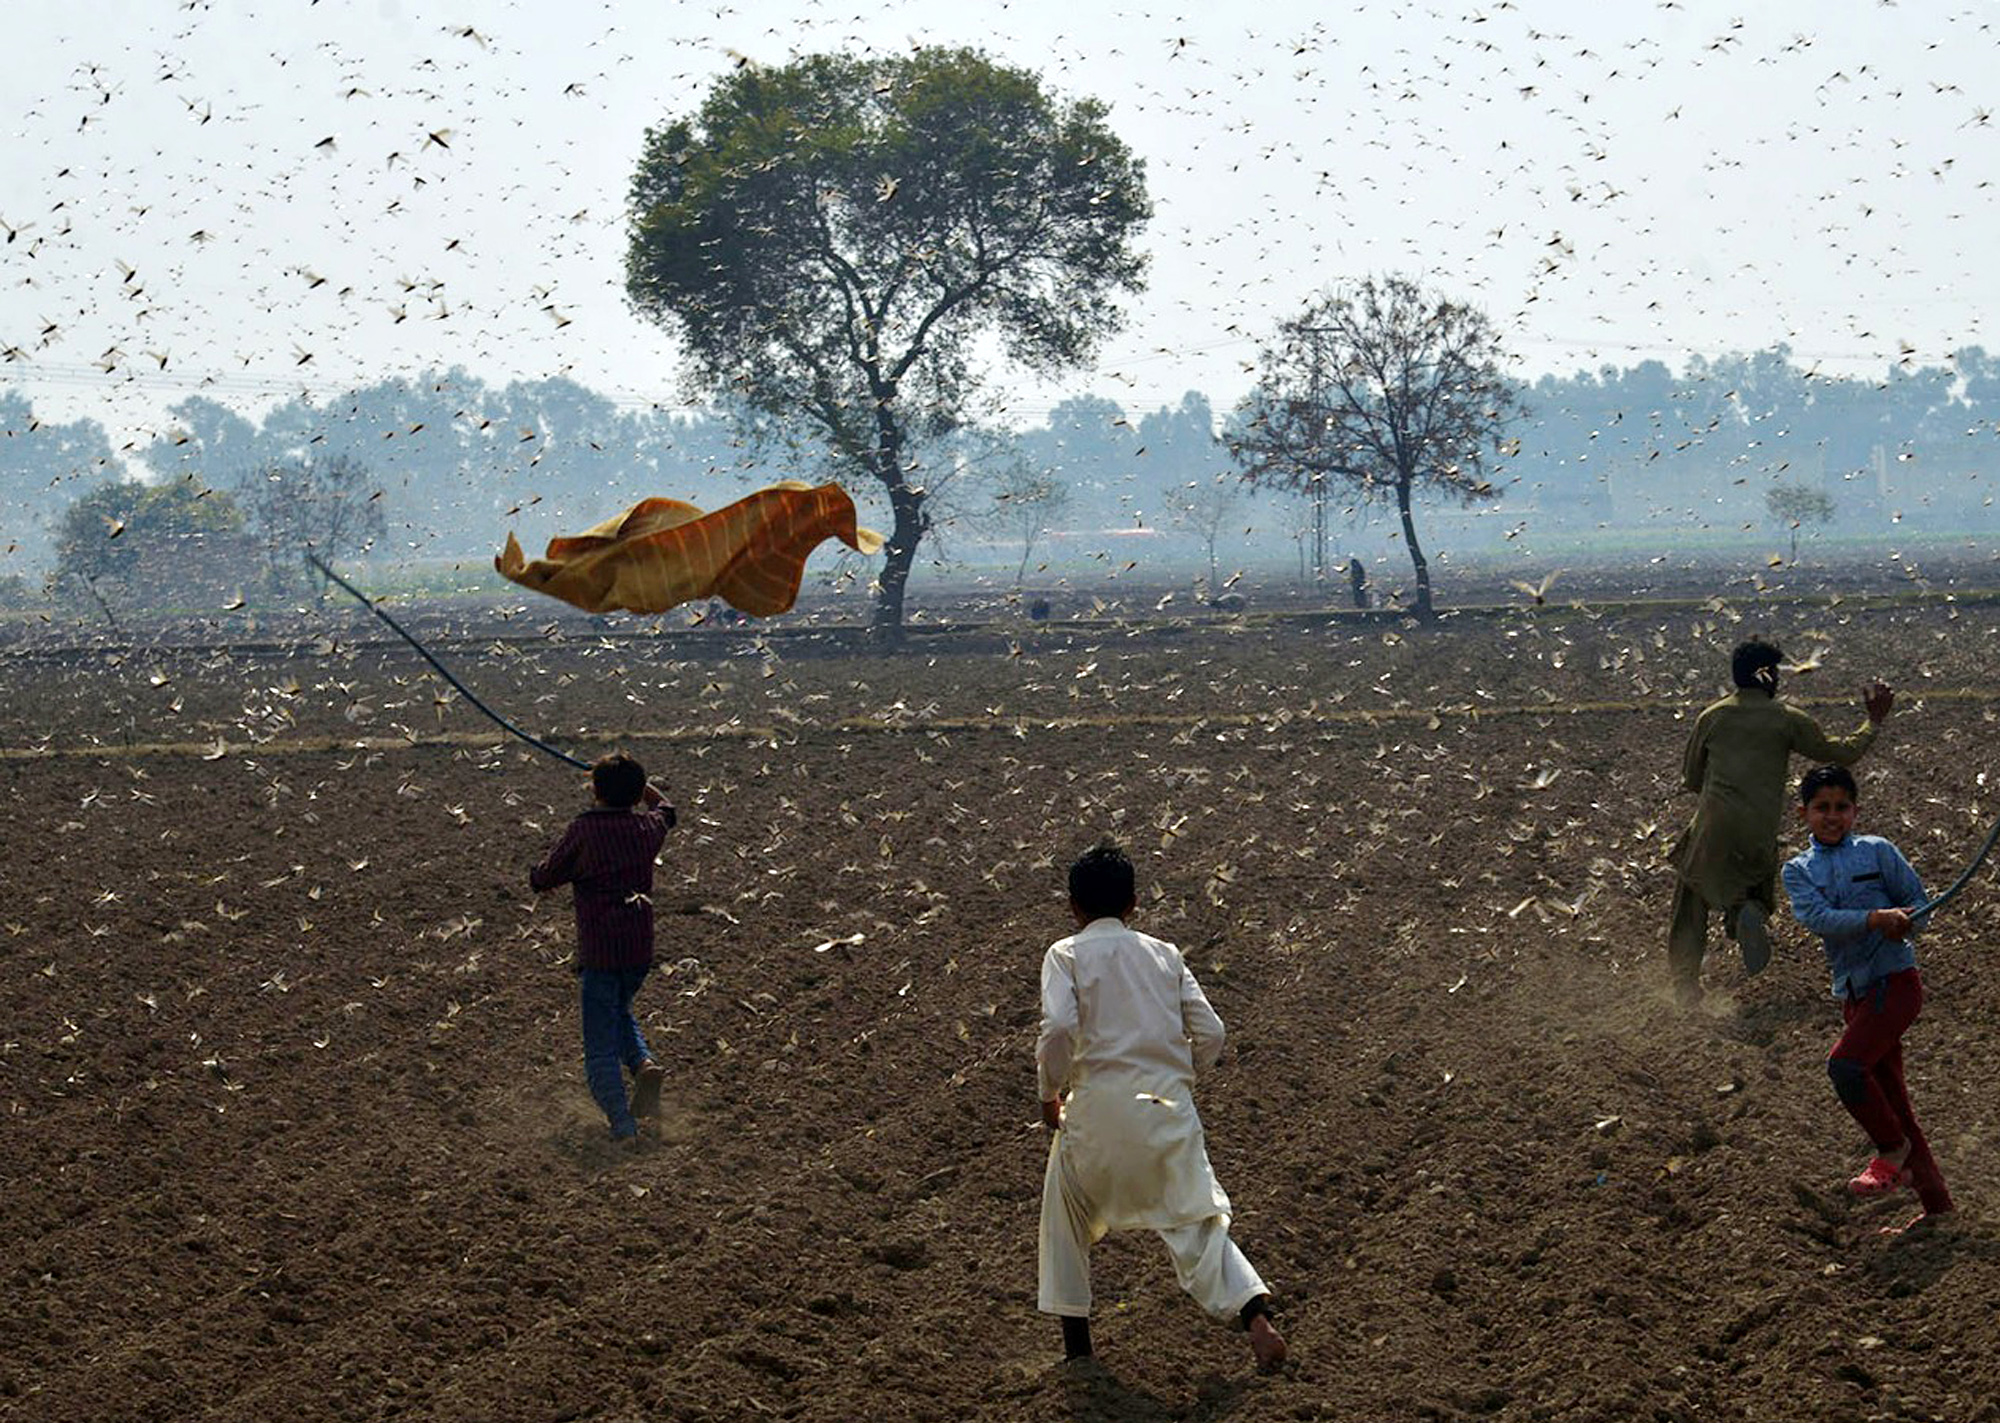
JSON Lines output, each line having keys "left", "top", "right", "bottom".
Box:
{"left": 306, "top": 552, "right": 590, "bottom": 771}
{"left": 1914, "top": 812, "right": 2000, "bottom": 918}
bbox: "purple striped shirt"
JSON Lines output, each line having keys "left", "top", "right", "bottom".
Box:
{"left": 530, "top": 803, "right": 676, "bottom": 970}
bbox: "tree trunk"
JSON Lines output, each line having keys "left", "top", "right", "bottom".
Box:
{"left": 80, "top": 575, "right": 124, "bottom": 638}
{"left": 1396, "top": 476, "right": 1432, "bottom": 618}
{"left": 870, "top": 481, "right": 924, "bottom": 644}
{"left": 863, "top": 399, "right": 920, "bottom": 645}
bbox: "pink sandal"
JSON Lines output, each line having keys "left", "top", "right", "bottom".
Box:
{"left": 1849, "top": 1156, "right": 1912, "bottom": 1197}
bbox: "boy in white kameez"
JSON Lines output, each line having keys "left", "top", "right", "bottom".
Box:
{"left": 1036, "top": 842, "right": 1286, "bottom": 1371}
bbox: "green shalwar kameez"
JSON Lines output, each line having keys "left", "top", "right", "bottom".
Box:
{"left": 1668, "top": 690, "right": 1878, "bottom": 995}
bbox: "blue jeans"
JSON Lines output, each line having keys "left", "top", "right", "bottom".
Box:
{"left": 579, "top": 966, "right": 652, "bottom": 1137}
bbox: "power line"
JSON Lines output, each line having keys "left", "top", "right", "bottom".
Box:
{"left": 1, "top": 360, "right": 710, "bottom": 415}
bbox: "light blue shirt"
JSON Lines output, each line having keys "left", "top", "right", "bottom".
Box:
{"left": 1781, "top": 832, "right": 1924, "bottom": 999}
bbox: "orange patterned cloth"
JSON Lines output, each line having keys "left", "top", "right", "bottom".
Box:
{"left": 495, "top": 481, "right": 883, "bottom": 617}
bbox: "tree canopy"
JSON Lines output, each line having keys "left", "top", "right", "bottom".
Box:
{"left": 54, "top": 477, "right": 246, "bottom": 611}
{"left": 1766, "top": 481, "right": 1836, "bottom": 560}
{"left": 1, "top": 391, "right": 127, "bottom": 568}
{"left": 625, "top": 47, "right": 1149, "bottom": 635}
{"left": 1229, "top": 275, "right": 1521, "bottom": 616}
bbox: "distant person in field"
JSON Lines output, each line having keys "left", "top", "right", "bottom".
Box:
{"left": 529, "top": 752, "right": 677, "bottom": 1143}
{"left": 1667, "top": 638, "right": 1893, "bottom": 1006}
{"left": 1035, "top": 842, "right": 1286, "bottom": 1372}
{"left": 1347, "top": 556, "right": 1368, "bottom": 610}
{"left": 1782, "top": 764, "right": 1952, "bottom": 1230}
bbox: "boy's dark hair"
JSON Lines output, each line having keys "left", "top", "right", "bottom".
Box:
{"left": 1799, "top": 763, "right": 1858, "bottom": 805}
{"left": 1068, "top": 841, "right": 1136, "bottom": 919}
{"left": 1731, "top": 639, "right": 1783, "bottom": 694}
{"left": 592, "top": 752, "right": 647, "bottom": 809}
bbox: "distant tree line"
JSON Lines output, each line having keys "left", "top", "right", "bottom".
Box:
{"left": 1508, "top": 344, "right": 1998, "bottom": 537}
{"left": 1, "top": 372, "right": 767, "bottom": 590}
{"left": 8, "top": 338, "right": 2000, "bottom": 610}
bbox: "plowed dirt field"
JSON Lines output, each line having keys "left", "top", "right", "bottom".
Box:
{"left": 5, "top": 588, "right": 1999, "bottom": 1422}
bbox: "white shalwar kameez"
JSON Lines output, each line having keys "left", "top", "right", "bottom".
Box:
{"left": 1036, "top": 917, "right": 1269, "bottom": 1324}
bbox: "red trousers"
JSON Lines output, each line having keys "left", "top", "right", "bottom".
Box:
{"left": 1829, "top": 969, "right": 1952, "bottom": 1215}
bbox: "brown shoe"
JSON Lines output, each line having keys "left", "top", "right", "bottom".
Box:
{"left": 1248, "top": 1312, "right": 1287, "bottom": 1372}
{"left": 631, "top": 1060, "right": 665, "bottom": 1119}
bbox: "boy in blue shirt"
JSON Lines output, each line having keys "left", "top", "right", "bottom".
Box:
{"left": 1781, "top": 764, "right": 1952, "bottom": 1228}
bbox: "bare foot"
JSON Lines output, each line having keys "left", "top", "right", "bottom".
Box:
{"left": 1880, "top": 1208, "right": 1951, "bottom": 1237}
{"left": 1249, "top": 1313, "right": 1287, "bottom": 1372}
{"left": 1059, "top": 1354, "right": 1109, "bottom": 1383}
{"left": 631, "top": 1060, "right": 665, "bottom": 1119}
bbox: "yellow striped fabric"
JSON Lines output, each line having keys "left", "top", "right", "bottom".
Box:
{"left": 495, "top": 481, "right": 884, "bottom": 617}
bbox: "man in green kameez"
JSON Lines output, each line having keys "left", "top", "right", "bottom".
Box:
{"left": 1669, "top": 639, "right": 1894, "bottom": 1006}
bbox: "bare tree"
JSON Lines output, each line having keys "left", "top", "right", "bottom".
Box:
{"left": 1765, "top": 482, "right": 1835, "bottom": 561}
{"left": 1229, "top": 275, "right": 1522, "bottom": 617}
{"left": 1274, "top": 490, "right": 1315, "bottom": 585}
{"left": 992, "top": 461, "right": 1073, "bottom": 586}
{"left": 1165, "top": 472, "right": 1243, "bottom": 594}
{"left": 240, "top": 453, "right": 386, "bottom": 599}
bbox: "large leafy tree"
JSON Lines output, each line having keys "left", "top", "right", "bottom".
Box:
{"left": 54, "top": 477, "right": 245, "bottom": 610}
{"left": 1, "top": 390, "right": 126, "bottom": 568}
{"left": 625, "top": 47, "right": 1149, "bottom": 636}
{"left": 143, "top": 395, "right": 265, "bottom": 484}
{"left": 1230, "top": 276, "right": 1522, "bottom": 617}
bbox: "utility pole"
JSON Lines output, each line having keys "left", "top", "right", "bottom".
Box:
{"left": 1297, "top": 325, "right": 1335, "bottom": 587}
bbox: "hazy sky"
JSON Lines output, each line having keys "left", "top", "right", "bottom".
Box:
{"left": 3, "top": 0, "right": 1997, "bottom": 452}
